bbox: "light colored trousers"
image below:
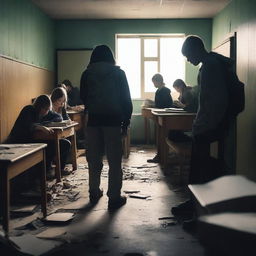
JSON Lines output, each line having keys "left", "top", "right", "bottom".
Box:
{"left": 85, "top": 126, "right": 123, "bottom": 200}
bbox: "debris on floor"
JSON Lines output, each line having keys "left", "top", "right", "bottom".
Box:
{"left": 44, "top": 213, "right": 75, "bottom": 223}
{"left": 129, "top": 194, "right": 151, "bottom": 199}
{"left": 9, "top": 234, "right": 63, "bottom": 256}
{"left": 123, "top": 190, "right": 140, "bottom": 194}
{"left": 158, "top": 216, "right": 176, "bottom": 220}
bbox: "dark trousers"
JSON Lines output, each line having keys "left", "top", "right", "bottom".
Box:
{"left": 189, "top": 128, "right": 227, "bottom": 184}
{"left": 85, "top": 126, "right": 123, "bottom": 200}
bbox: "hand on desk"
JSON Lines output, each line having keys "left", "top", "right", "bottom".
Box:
{"left": 36, "top": 125, "right": 54, "bottom": 135}
{"left": 173, "top": 100, "right": 185, "bottom": 108}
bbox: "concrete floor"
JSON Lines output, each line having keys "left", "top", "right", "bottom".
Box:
{"left": 4, "top": 146, "right": 208, "bottom": 256}
{"left": 47, "top": 146, "right": 206, "bottom": 256}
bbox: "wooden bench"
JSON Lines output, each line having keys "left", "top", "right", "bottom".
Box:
{"left": 166, "top": 137, "right": 191, "bottom": 174}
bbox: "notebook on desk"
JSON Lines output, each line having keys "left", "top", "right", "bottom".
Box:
{"left": 164, "top": 107, "right": 186, "bottom": 113}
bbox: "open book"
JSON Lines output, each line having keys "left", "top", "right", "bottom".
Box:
{"left": 164, "top": 107, "right": 186, "bottom": 113}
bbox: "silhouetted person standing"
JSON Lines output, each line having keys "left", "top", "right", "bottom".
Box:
{"left": 80, "top": 45, "right": 133, "bottom": 209}
{"left": 172, "top": 35, "right": 232, "bottom": 227}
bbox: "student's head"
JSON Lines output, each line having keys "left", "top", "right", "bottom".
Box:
{"left": 51, "top": 87, "right": 67, "bottom": 109}
{"left": 33, "top": 94, "right": 51, "bottom": 117}
{"left": 89, "top": 45, "right": 116, "bottom": 65}
{"left": 62, "top": 79, "right": 73, "bottom": 92}
{"left": 152, "top": 73, "right": 165, "bottom": 88}
{"left": 173, "top": 79, "right": 187, "bottom": 93}
{"left": 181, "top": 35, "right": 206, "bottom": 66}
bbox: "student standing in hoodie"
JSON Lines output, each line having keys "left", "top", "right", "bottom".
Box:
{"left": 80, "top": 45, "right": 133, "bottom": 209}
{"left": 171, "top": 35, "right": 232, "bottom": 229}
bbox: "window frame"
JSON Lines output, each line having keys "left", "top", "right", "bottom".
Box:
{"left": 116, "top": 33, "right": 185, "bottom": 100}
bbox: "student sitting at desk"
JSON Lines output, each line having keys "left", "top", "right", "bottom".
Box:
{"left": 42, "top": 87, "right": 72, "bottom": 176}
{"left": 62, "top": 79, "right": 84, "bottom": 111}
{"left": 172, "top": 79, "right": 198, "bottom": 113}
{"left": 6, "top": 95, "right": 55, "bottom": 174}
{"left": 147, "top": 73, "right": 173, "bottom": 163}
{"left": 153, "top": 73, "right": 173, "bottom": 108}
{"left": 167, "top": 79, "right": 199, "bottom": 142}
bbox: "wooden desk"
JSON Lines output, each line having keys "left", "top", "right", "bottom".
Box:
{"left": 152, "top": 110, "right": 196, "bottom": 169}
{"left": 0, "top": 143, "right": 47, "bottom": 234}
{"left": 67, "top": 110, "right": 85, "bottom": 132}
{"left": 141, "top": 108, "right": 157, "bottom": 144}
{"left": 33, "top": 122, "right": 78, "bottom": 182}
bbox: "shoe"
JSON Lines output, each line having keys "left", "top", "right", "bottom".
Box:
{"left": 182, "top": 218, "right": 197, "bottom": 233}
{"left": 171, "top": 199, "right": 194, "bottom": 216}
{"left": 108, "top": 196, "right": 127, "bottom": 210}
{"left": 89, "top": 189, "right": 103, "bottom": 205}
{"left": 147, "top": 154, "right": 160, "bottom": 163}
{"left": 61, "top": 166, "right": 72, "bottom": 176}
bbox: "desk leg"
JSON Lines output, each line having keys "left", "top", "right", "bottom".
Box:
{"left": 0, "top": 166, "right": 10, "bottom": 234}
{"left": 144, "top": 117, "right": 150, "bottom": 144}
{"left": 156, "top": 121, "right": 162, "bottom": 164}
{"left": 70, "top": 133, "right": 78, "bottom": 171}
{"left": 55, "top": 138, "right": 61, "bottom": 182}
{"left": 40, "top": 150, "right": 47, "bottom": 218}
{"left": 163, "top": 126, "right": 169, "bottom": 170}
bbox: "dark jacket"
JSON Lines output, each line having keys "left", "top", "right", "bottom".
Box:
{"left": 6, "top": 105, "right": 40, "bottom": 143}
{"left": 80, "top": 62, "right": 133, "bottom": 127}
{"left": 155, "top": 86, "right": 173, "bottom": 108}
{"left": 194, "top": 52, "right": 230, "bottom": 135}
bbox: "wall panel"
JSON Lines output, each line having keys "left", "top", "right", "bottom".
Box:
{"left": 0, "top": 56, "right": 54, "bottom": 142}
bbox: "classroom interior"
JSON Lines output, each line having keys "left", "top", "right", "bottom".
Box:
{"left": 1, "top": 0, "right": 256, "bottom": 255}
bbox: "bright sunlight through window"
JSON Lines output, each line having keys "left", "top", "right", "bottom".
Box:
{"left": 116, "top": 34, "right": 185, "bottom": 99}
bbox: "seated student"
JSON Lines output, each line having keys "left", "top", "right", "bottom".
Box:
{"left": 42, "top": 87, "right": 71, "bottom": 175}
{"left": 6, "top": 95, "right": 55, "bottom": 175}
{"left": 62, "top": 79, "right": 83, "bottom": 109}
{"left": 152, "top": 73, "right": 173, "bottom": 108}
{"left": 172, "top": 79, "right": 198, "bottom": 113}
{"left": 168, "top": 79, "right": 199, "bottom": 142}
{"left": 147, "top": 74, "right": 173, "bottom": 163}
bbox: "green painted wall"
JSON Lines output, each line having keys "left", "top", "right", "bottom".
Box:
{"left": 212, "top": 0, "right": 256, "bottom": 48}
{"left": 56, "top": 19, "right": 212, "bottom": 86}
{"left": 0, "top": 0, "right": 55, "bottom": 70}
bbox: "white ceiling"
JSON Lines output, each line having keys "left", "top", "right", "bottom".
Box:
{"left": 31, "top": 0, "right": 231, "bottom": 19}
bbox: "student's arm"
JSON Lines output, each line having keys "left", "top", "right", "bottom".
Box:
{"left": 80, "top": 71, "right": 89, "bottom": 109}
{"left": 119, "top": 70, "right": 133, "bottom": 129}
{"left": 42, "top": 110, "right": 63, "bottom": 122}
{"left": 33, "top": 124, "right": 54, "bottom": 135}
{"left": 62, "top": 107, "right": 70, "bottom": 120}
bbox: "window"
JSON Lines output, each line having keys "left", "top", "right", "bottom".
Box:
{"left": 116, "top": 34, "right": 185, "bottom": 99}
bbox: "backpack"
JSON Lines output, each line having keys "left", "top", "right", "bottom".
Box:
{"left": 212, "top": 52, "right": 245, "bottom": 118}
